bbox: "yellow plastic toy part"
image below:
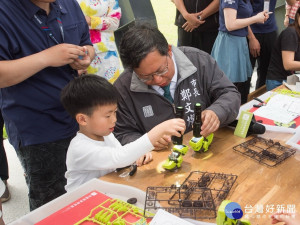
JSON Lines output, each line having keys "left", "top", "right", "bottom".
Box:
{"left": 189, "top": 133, "right": 214, "bottom": 152}
{"left": 162, "top": 152, "right": 183, "bottom": 170}
{"left": 173, "top": 144, "right": 189, "bottom": 155}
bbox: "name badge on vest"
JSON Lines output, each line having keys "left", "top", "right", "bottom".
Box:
{"left": 143, "top": 105, "right": 154, "bottom": 118}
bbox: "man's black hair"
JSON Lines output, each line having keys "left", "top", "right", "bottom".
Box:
{"left": 60, "top": 75, "right": 118, "bottom": 118}
{"left": 119, "top": 23, "right": 169, "bottom": 69}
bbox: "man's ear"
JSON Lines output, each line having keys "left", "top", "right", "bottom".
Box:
{"left": 168, "top": 44, "right": 172, "bottom": 57}
{"left": 76, "top": 113, "right": 88, "bottom": 126}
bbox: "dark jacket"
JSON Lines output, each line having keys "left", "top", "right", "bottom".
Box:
{"left": 114, "top": 46, "right": 240, "bottom": 145}
{"left": 175, "top": 0, "right": 219, "bottom": 32}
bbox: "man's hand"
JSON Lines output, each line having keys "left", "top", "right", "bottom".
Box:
{"left": 85, "top": 15, "right": 91, "bottom": 26}
{"left": 70, "top": 46, "right": 92, "bottom": 71}
{"left": 42, "top": 43, "right": 87, "bottom": 67}
{"left": 201, "top": 110, "right": 220, "bottom": 137}
{"left": 136, "top": 152, "right": 153, "bottom": 167}
{"left": 78, "top": 69, "right": 88, "bottom": 76}
{"left": 182, "top": 12, "right": 205, "bottom": 32}
{"left": 153, "top": 135, "right": 171, "bottom": 150}
{"left": 284, "top": 16, "right": 289, "bottom": 27}
{"left": 249, "top": 37, "right": 261, "bottom": 58}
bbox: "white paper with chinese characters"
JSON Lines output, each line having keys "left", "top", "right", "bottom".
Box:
{"left": 253, "top": 94, "right": 300, "bottom": 124}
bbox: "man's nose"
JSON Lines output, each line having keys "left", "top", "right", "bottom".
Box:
{"left": 152, "top": 74, "right": 164, "bottom": 84}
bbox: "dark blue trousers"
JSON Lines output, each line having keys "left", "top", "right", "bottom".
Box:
{"left": 16, "top": 137, "right": 72, "bottom": 211}
{"left": 0, "top": 112, "right": 8, "bottom": 181}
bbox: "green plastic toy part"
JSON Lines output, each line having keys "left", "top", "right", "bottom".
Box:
{"left": 112, "top": 202, "right": 124, "bottom": 211}
{"left": 189, "top": 133, "right": 214, "bottom": 152}
{"left": 274, "top": 120, "right": 296, "bottom": 128}
{"left": 75, "top": 197, "right": 152, "bottom": 225}
{"left": 216, "top": 200, "right": 251, "bottom": 225}
{"left": 102, "top": 212, "right": 114, "bottom": 224}
{"left": 94, "top": 209, "right": 105, "bottom": 221}
{"left": 173, "top": 144, "right": 189, "bottom": 155}
{"left": 117, "top": 205, "right": 128, "bottom": 212}
{"left": 109, "top": 201, "right": 118, "bottom": 209}
{"left": 162, "top": 151, "right": 183, "bottom": 170}
{"left": 99, "top": 211, "right": 109, "bottom": 222}
{"left": 112, "top": 218, "right": 126, "bottom": 225}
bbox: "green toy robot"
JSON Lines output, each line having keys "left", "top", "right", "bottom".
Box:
{"left": 163, "top": 106, "right": 188, "bottom": 170}
{"left": 189, "top": 103, "right": 214, "bottom": 152}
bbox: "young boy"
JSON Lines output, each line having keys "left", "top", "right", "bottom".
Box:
{"left": 61, "top": 75, "right": 186, "bottom": 192}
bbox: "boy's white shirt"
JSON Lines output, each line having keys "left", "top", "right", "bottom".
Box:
{"left": 65, "top": 132, "right": 153, "bottom": 192}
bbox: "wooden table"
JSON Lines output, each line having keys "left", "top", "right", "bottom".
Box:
{"left": 101, "top": 128, "right": 300, "bottom": 224}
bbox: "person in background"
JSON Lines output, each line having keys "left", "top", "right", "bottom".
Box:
{"left": 249, "top": 0, "right": 277, "bottom": 90}
{"left": 61, "top": 75, "right": 186, "bottom": 192}
{"left": 0, "top": 180, "right": 5, "bottom": 225}
{"left": 286, "top": 0, "right": 300, "bottom": 5}
{"left": 173, "top": 0, "right": 219, "bottom": 54}
{"left": 113, "top": 24, "right": 240, "bottom": 158}
{"left": 77, "top": 0, "right": 121, "bottom": 83}
{"left": 0, "top": 113, "right": 10, "bottom": 203}
{"left": 0, "top": 0, "right": 94, "bottom": 210}
{"left": 266, "top": 7, "right": 300, "bottom": 90}
{"left": 211, "top": 0, "right": 269, "bottom": 104}
{"left": 284, "top": 1, "right": 300, "bottom": 26}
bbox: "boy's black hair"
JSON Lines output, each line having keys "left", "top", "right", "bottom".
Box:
{"left": 119, "top": 23, "right": 169, "bottom": 69}
{"left": 61, "top": 75, "right": 118, "bottom": 118}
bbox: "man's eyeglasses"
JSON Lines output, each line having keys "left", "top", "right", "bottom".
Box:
{"left": 135, "top": 56, "right": 169, "bottom": 82}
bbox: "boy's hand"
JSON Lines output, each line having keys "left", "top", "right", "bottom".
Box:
{"left": 161, "top": 118, "right": 186, "bottom": 137}
{"left": 201, "top": 110, "right": 220, "bottom": 137}
{"left": 42, "top": 44, "right": 86, "bottom": 67}
{"left": 136, "top": 153, "right": 153, "bottom": 167}
{"left": 154, "top": 135, "right": 171, "bottom": 150}
{"left": 147, "top": 118, "right": 185, "bottom": 147}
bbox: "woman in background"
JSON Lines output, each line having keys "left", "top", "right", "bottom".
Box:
{"left": 284, "top": 1, "right": 300, "bottom": 27}
{"left": 266, "top": 7, "right": 300, "bottom": 90}
{"left": 77, "top": 0, "right": 121, "bottom": 83}
{"left": 211, "top": 0, "right": 268, "bottom": 104}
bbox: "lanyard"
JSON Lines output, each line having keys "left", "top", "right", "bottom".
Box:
{"left": 34, "top": 14, "right": 65, "bottom": 44}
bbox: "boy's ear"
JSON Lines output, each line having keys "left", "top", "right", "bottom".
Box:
{"left": 76, "top": 113, "right": 88, "bottom": 126}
